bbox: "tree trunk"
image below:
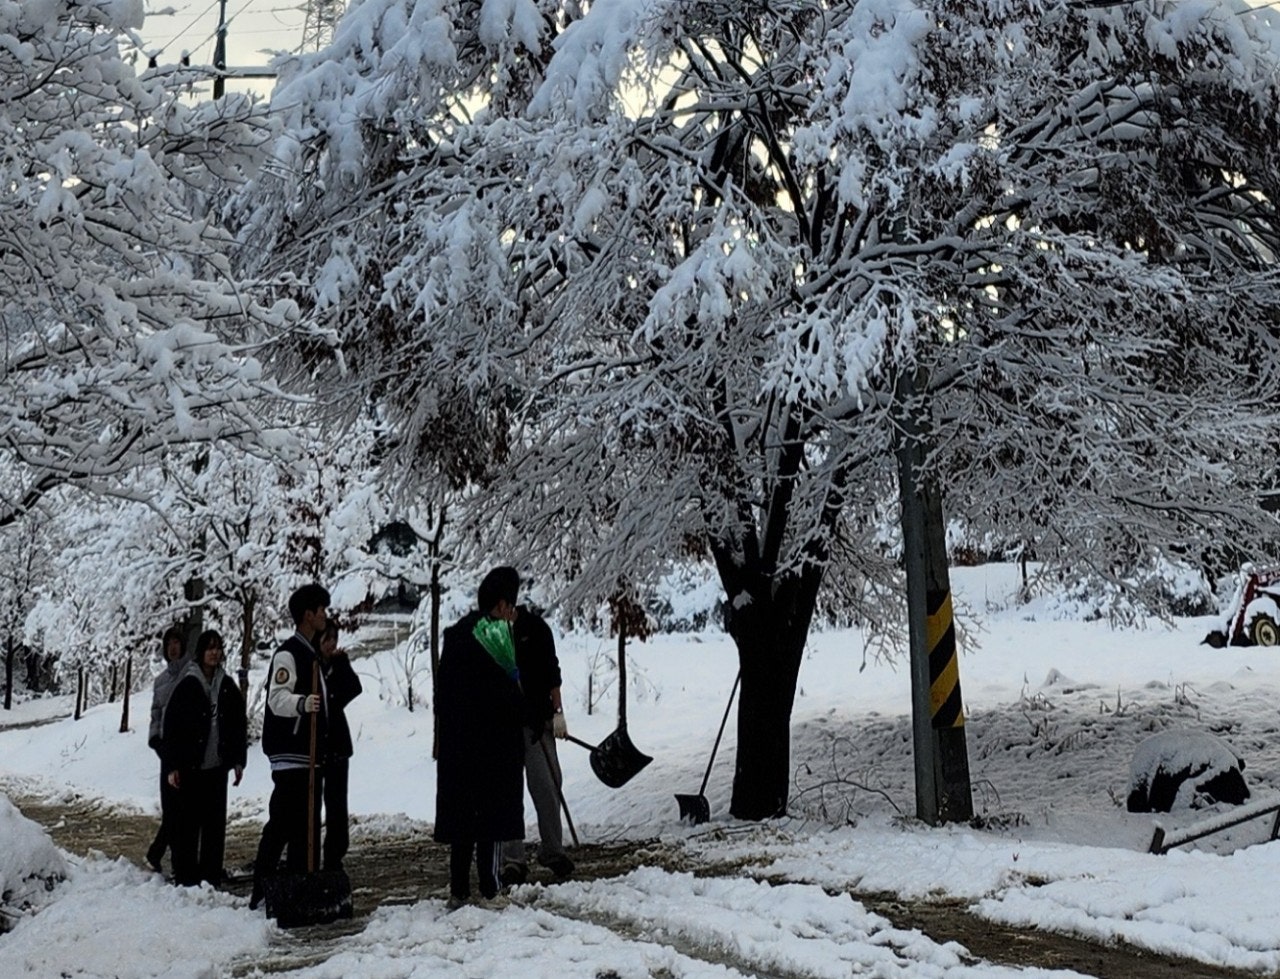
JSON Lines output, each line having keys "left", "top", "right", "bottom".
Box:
{"left": 3, "top": 633, "right": 13, "bottom": 711}
{"left": 75, "top": 666, "right": 85, "bottom": 721}
{"left": 238, "top": 594, "right": 256, "bottom": 701}
{"left": 119, "top": 655, "right": 132, "bottom": 733}
{"left": 109, "top": 662, "right": 118, "bottom": 703}
{"left": 719, "top": 565, "right": 824, "bottom": 821}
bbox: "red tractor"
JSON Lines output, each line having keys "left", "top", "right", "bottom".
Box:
{"left": 1203, "top": 564, "right": 1280, "bottom": 647}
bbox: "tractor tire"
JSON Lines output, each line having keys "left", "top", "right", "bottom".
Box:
{"left": 1251, "top": 614, "right": 1280, "bottom": 647}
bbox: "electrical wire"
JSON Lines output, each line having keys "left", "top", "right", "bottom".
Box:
{"left": 146, "top": 1, "right": 304, "bottom": 62}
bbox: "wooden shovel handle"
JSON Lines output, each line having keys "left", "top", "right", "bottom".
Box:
{"left": 308, "top": 660, "right": 319, "bottom": 874}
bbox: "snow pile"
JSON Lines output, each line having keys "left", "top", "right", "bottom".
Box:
{"left": 0, "top": 855, "right": 271, "bottom": 977}
{"left": 0, "top": 795, "right": 65, "bottom": 932}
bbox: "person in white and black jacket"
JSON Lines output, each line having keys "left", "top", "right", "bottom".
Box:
{"left": 162, "top": 629, "right": 247, "bottom": 888}
{"left": 249, "top": 583, "right": 330, "bottom": 911}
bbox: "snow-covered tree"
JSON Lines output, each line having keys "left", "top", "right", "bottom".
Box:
{"left": 241, "top": 0, "right": 1280, "bottom": 818}
{"left": 0, "top": 505, "right": 61, "bottom": 708}
{"left": 25, "top": 426, "right": 388, "bottom": 709}
{"left": 0, "top": 0, "right": 298, "bottom": 528}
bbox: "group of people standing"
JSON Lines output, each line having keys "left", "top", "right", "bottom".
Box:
{"left": 143, "top": 568, "right": 572, "bottom": 913}
{"left": 145, "top": 584, "right": 361, "bottom": 899}
{"left": 434, "top": 566, "right": 574, "bottom": 907}
{"left": 146, "top": 626, "right": 247, "bottom": 887}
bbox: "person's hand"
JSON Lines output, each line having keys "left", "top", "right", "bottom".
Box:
{"left": 233, "top": 766, "right": 244, "bottom": 787}
{"left": 303, "top": 694, "right": 321, "bottom": 713}
{"left": 552, "top": 712, "right": 568, "bottom": 739}
{"left": 167, "top": 771, "right": 181, "bottom": 789}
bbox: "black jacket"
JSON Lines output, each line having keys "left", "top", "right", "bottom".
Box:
{"left": 433, "top": 611, "right": 525, "bottom": 843}
{"left": 323, "top": 653, "right": 362, "bottom": 761}
{"left": 262, "top": 634, "right": 328, "bottom": 769}
{"left": 514, "top": 606, "right": 562, "bottom": 729}
{"left": 162, "top": 665, "right": 247, "bottom": 773}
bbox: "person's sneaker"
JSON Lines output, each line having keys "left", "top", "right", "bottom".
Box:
{"left": 543, "top": 855, "right": 575, "bottom": 880}
{"left": 445, "top": 894, "right": 468, "bottom": 911}
{"left": 499, "top": 864, "right": 527, "bottom": 887}
{"left": 478, "top": 893, "right": 511, "bottom": 910}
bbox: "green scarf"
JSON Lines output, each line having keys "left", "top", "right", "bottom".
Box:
{"left": 472, "top": 616, "right": 519, "bottom": 681}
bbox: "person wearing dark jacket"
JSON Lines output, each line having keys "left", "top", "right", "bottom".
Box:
{"left": 249, "top": 583, "right": 330, "bottom": 911}
{"left": 145, "top": 626, "right": 186, "bottom": 874}
{"left": 162, "top": 629, "right": 247, "bottom": 888}
{"left": 318, "top": 620, "right": 362, "bottom": 871}
{"left": 434, "top": 568, "right": 526, "bottom": 907}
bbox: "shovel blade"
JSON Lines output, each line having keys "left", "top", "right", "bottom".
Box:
{"left": 589, "top": 727, "right": 653, "bottom": 788}
{"left": 675, "top": 793, "right": 711, "bottom": 825}
{"left": 262, "top": 868, "right": 354, "bottom": 928}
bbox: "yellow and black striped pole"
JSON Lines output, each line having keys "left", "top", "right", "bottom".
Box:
{"left": 896, "top": 369, "right": 973, "bottom": 825}
{"left": 927, "top": 589, "right": 964, "bottom": 729}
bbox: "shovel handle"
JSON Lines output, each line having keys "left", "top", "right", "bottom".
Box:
{"left": 563, "top": 734, "right": 598, "bottom": 752}
{"left": 698, "top": 672, "right": 740, "bottom": 795}
{"left": 538, "top": 738, "right": 580, "bottom": 847}
{"left": 308, "top": 661, "right": 319, "bottom": 874}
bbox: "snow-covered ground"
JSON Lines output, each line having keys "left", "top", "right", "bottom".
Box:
{"left": 4, "top": 563, "right": 1280, "bottom": 977}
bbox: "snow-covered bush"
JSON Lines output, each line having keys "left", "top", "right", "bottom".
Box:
{"left": 0, "top": 795, "right": 66, "bottom": 933}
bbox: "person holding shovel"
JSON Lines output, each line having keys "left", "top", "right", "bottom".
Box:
{"left": 434, "top": 568, "right": 526, "bottom": 909}
{"left": 162, "top": 629, "right": 247, "bottom": 887}
{"left": 496, "top": 569, "right": 574, "bottom": 885}
{"left": 250, "top": 583, "right": 330, "bottom": 911}
{"left": 318, "top": 619, "right": 362, "bottom": 872}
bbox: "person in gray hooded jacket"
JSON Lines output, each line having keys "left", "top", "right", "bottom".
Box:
{"left": 145, "top": 627, "right": 185, "bottom": 874}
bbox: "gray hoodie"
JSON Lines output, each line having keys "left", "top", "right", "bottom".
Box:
{"left": 148, "top": 654, "right": 188, "bottom": 754}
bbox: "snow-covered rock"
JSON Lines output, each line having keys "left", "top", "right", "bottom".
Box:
{"left": 1126, "top": 731, "right": 1249, "bottom": 813}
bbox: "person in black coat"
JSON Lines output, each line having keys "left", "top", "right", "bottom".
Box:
{"left": 434, "top": 568, "right": 527, "bottom": 905}
{"left": 318, "top": 620, "right": 362, "bottom": 871}
{"left": 162, "top": 629, "right": 247, "bottom": 888}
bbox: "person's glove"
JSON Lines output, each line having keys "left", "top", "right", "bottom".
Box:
{"left": 552, "top": 711, "right": 568, "bottom": 739}
{"left": 302, "top": 694, "right": 321, "bottom": 713}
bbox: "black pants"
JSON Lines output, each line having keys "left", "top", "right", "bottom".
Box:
{"left": 171, "top": 768, "right": 228, "bottom": 887}
{"left": 146, "top": 757, "right": 179, "bottom": 870}
{"left": 254, "top": 768, "right": 323, "bottom": 878}
{"left": 323, "top": 757, "right": 350, "bottom": 871}
{"left": 449, "top": 840, "right": 499, "bottom": 899}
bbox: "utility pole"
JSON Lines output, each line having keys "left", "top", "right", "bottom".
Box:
{"left": 895, "top": 368, "right": 974, "bottom": 826}
{"left": 212, "top": 0, "right": 228, "bottom": 98}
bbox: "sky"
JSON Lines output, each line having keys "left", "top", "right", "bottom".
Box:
{"left": 139, "top": 0, "right": 309, "bottom": 92}
{"left": 5, "top": 563, "right": 1280, "bottom": 976}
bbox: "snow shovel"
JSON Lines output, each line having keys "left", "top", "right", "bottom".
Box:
{"left": 564, "top": 626, "right": 652, "bottom": 788}
{"left": 263, "top": 661, "right": 354, "bottom": 928}
{"left": 675, "top": 672, "right": 740, "bottom": 825}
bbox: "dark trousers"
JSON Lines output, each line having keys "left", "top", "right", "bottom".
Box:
{"left": 449, "top": 840, "right": 499, "bottom": 899}
{"left": 146, "top": 758, "right": 179, "bottom": 870}
{"left": 322, "top": 757, "right": 350, "bottom": 870}
{"left": 254, "top": 768, "right": 323, "bottom": 878}
{"left": 171, "top": 768, "right": 228, "bottom": 887}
